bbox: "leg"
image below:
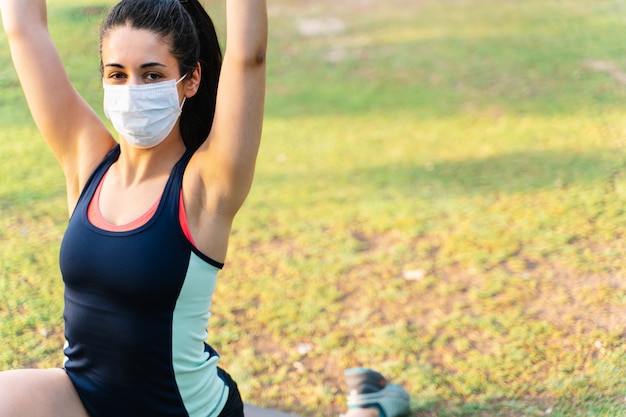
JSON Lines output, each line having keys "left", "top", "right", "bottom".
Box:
{"left": 344, "top": 409, "right": 380, "bottom": 417}
{"left": 0, "top": 368, "right": 89, "bottom": 417}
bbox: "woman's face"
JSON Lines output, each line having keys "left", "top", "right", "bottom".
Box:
{"left": 101, "top": 24, "right": 181, "bottom": 86}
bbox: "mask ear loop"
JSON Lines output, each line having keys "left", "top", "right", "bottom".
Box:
{"left": 176, "top": 74, "right": 188, "bottom": 110}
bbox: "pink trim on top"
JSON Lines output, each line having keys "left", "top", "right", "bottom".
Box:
{"left": 87, "top": 173, "right": 159, "bottom": 232}
{"left": 87, "top": 174, "right": 197, "bottom": 248}
{"left": 179, "top": 190, "right": 197, "bottom": 247}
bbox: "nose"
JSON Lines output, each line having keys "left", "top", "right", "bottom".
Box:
{"left": 128, "top": 74, "right": 143, "bottom": 85}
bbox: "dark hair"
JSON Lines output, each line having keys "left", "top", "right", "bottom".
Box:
{"left": 100, "top": 0, "right": 223, "bottom": 150}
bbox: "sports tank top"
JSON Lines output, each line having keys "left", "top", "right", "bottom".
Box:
{"left": 60, "top": 145, "right": 228, "bottom": 417}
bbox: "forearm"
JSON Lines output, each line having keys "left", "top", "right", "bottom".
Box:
{"left": 225, "top": 0, "right": 268, "bottom": 65}
{"left": 0, "top": 0, "right": 48, "bottom": 38}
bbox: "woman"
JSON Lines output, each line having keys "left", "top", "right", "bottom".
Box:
{"left": 0, "top": 0, "right": 266, "bottom": 415}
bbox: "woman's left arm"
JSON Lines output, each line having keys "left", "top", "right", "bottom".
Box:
{"left": 193, "top": 0, "right": 267, "bottom": 216}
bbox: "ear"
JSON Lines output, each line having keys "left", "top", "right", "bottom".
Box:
{"left": 184, "top": 62, "right": 202, "bottom": 98}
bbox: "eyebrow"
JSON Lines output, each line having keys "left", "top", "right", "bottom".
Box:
{"left": 104, "top": 62, "right": 167, "bottom": 69}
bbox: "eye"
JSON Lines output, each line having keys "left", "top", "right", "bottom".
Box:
{"left": 107, "top": 72, "right": 127, "bottom": 81}
{"left": 145, "top": 72, "right": 164, "bottom": 82}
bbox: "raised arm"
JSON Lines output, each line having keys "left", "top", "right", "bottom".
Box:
{"left": 0, "top": 0, "right": 115, "bottom": 208}
{"left": 192, "top": 0, "right": 268, "bottom": 215}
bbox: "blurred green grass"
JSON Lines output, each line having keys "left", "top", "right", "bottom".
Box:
{"left": 1, "top": 0, "right": 626, "bottom": 415}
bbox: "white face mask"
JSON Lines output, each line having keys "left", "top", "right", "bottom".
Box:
{"left": 103, "top": 76, "right": 186, "bottom": 149}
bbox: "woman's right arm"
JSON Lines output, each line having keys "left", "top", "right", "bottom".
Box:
{"left": 0, "top": 0, "right": 115, "bottom": 209}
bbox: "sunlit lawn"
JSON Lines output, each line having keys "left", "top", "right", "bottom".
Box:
{"left": 1, "top": 0, "right": 625, "bottom": 415}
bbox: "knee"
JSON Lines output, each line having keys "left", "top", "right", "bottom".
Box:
{"left": 0, "top": 369, "right": 87, "bottom": 417}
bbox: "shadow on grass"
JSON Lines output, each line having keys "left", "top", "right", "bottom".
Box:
{"left": 341, "top": 149, "right": 623, "bottom": 198}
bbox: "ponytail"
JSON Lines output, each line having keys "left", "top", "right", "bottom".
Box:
{"left": 100, "top": 0, "right": 223, "bottom": 150}
{"left": 179, "top": 0, "right": 223, "bottom": 150}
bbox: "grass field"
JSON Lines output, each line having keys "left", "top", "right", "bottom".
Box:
{"left": 1, "top": 0, "right": 626, "bottom": 415}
